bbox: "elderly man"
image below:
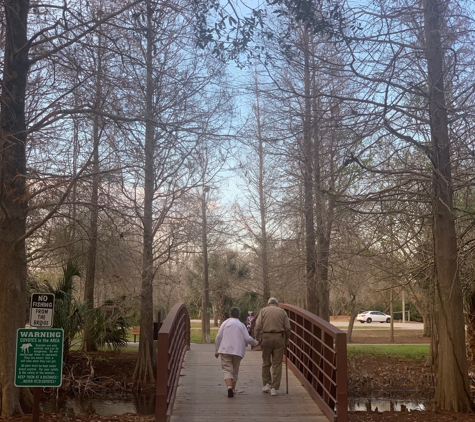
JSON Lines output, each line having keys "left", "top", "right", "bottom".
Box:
{"left": 254, "top": 297, "right": 291, "bottom": 396}
{"left": 215, "top": 307, "right": 259, "bottom": 397}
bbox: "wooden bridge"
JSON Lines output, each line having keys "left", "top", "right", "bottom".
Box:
{"left": 155, "top": 304, "right": 348, "bottom": 422}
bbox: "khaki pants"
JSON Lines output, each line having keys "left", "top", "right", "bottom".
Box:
{"left": 261, "top": 332, "right": 285, "bottom": 390}
{"left": 220, "top": 354, "right": 242, "bottom": 381}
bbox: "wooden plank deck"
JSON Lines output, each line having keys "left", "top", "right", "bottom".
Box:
{"left": 170, "top": 343, "right": 328, "bottom": 422}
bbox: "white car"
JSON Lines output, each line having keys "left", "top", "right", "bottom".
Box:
{"left": 357, "top": 311, "right": 391, "bottom": 323}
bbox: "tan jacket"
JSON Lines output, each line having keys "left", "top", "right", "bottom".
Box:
{"left": 254, "top": 305, "right": 291, "bottom": 342}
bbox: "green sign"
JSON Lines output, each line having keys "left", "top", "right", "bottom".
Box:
{"left": 15, "top": 329, "right": 64, "bottom": 387}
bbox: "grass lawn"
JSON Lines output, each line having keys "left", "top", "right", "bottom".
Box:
{"left": 343, "top": 325, "right": 410, "bottom": 330}
{"left": 347, "top": 344, "right": 430, "bottom": 359}
{"left": 190, "top": 321, "right": 219, "bottom": 343}
{"left": 72, "top": 322, "right": 219, "bottom": 350}
{"left": 122, "top": 321, "right": 219, "bottom": 344}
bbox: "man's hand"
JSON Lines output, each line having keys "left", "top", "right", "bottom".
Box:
{"left": 215, "top": 353, "right": 219, "bottom": 359}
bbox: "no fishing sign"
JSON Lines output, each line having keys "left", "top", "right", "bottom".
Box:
{"left": 29, "top": 293, "right": 55, "bottom": 328}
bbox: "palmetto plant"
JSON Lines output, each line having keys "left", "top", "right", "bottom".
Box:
{"left": 43, "top": 261, "right": 85, "bottom": 358}
{"left": 84, "top": 301, "right": 129, "bottom": 350}
{"left": 42, "top": 261, "right": 129, "bottom": 357}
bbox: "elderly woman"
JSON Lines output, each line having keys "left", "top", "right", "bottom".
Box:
{"left": 215, "top": 307, "right": 259, "bottom": 397}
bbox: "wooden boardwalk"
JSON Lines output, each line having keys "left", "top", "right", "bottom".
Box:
{"left": 170, "top": 343, "right": 328, "bottom": 422}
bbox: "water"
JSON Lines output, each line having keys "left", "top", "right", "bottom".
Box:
{"left": 42, "top": 393, "right": 429, "bottom": 415}
{"left": 41, "top": 393, "right": 156, "bottom": 416}
{"left": 349, "top": 397, "right": 432, "bottom": 412}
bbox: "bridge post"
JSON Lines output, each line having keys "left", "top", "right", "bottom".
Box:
{"left": 335, "top": 332, "right": 348, "bottom": 422}
{"left": 156, "top": 329, "right": 169, "bottom": 421}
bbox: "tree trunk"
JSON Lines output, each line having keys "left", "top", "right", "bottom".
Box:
{"left": 422, "top": 313, "right": 432, "bottom": 338}
{"left": 83, "top": 130, "right": 99, "bottom": 351}
{"left": 315, "top": 99, "right": 338, "bottom": 320}
{"left": 133, "top": 0, "right": 156, "bottom": 385}
{"left": 83, "top": 32, "right": 103, "bottom": 352}
{"left": 201, "top": 185, "right": 211, "bottom": 343}
{"left": 389, "top": 290, "right": 394, "bottom": 343}
{"left": 216, "top": 295, "right": 226, "bottom": 325}
{"left": 346, "top": 295, "right": 358, "bottom": 343}
{"left": 0, "top": 0, "right": 30, "bottom": 416}
{"left": 428, "top": 281, "right": 438, "bottom": 368}
{"left": 466, "top": 291, "right": 475, "bottom": 361}
{"left": 423, "top": 0, "right": 472, "bottom": 411}
{"left": 313, "top": 101, "right": 326, "bottom": 319}
{"left": 313, "top": 125, "right": 333, "bottom": 320}
{"left": 302, "top": 29, "right": 318, "bottom": 315}
{"left": 213, "top": 303, "right": 219, "bottom": 327}
{"left": 254, "top": 77, "right": 270, "bottom": 303}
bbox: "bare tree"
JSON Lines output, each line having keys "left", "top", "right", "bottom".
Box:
{"left": 423, "top": 0, "right": 471, "bottom": 411}
{"left": 0, "top": 1, "right": 141, "bottom": 415}
{"left": 252, "top": 8, "right": 362, "bottom": 319}
{"left": 109, "top": 0, "right": 233, "bottom": 385}
{"left": 335, "top": 0, "right": 475, "bottom": 411}
{"left": 234, "top": 70, "right": 283, "bottom": 303}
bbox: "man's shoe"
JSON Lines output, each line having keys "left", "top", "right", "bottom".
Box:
{"left": 271, "top": 388, "right": 277, "bottom": 396}
{"left": 228, "top": 387, "right": 234, "bottom": 398}
{"left": 262, "top": 384, "right": 271, "bottom": 393}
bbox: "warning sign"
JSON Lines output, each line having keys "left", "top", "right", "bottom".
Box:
{"left": 15, "top": 328, "right": 64, "bottom": 387}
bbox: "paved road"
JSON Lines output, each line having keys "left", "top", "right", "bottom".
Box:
{"left": 192, "top": 318, "right": 424, "bottom": 330}
{"left": 330, "top": 319, "right": 424, "bottom": 330}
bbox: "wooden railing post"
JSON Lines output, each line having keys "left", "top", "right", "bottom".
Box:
{"left": 335, "top": 332, "right": 348, "bottom": 422}
{"left": 156, "top": 329, "right": 169, "bottom": 422}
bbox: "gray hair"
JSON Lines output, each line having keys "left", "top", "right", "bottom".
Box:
{"left": 230, "top": 307, "right": 241, "bottom": 318}
{"left": 268, "top": 297, "right": 278, "bottom": 305}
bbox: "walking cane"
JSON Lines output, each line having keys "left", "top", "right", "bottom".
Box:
{"left": 285, "top": 343, "right": 289, "bottom": 394}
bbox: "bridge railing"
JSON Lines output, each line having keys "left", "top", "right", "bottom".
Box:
{"left": 280, "top": 304, "right": 348, "bottom": 422}
{"left": 156, "top": 303, "right": 190, "bottom": 422}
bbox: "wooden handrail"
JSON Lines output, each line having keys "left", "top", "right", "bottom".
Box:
{"left": 280, "top": 304, "right": 348, "bottom": 422}
{"left": 155, "top": 303, "right": 190, "bottom": 422}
